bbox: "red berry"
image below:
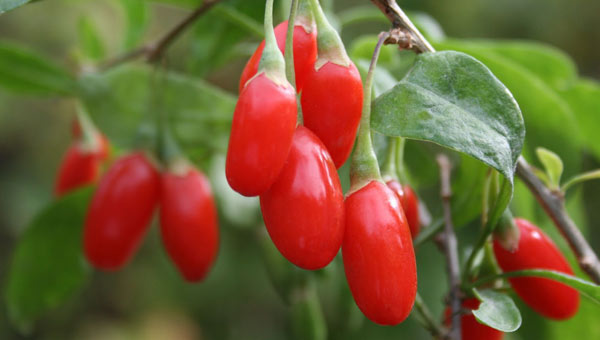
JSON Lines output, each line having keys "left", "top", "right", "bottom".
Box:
{"left": 160, "top": 167, "right": 219, "bottom": 282}
{"left": 84, "top": 153, "right": 160, "bottom": 270}
{"left": 444, "top": 299, "right": 504, "bottom": 340}
{"left": 239, "top": 20, "right": 317, "bottom": 93}
{"left": 54, "top": 144, "right": 101, "bottom": 197}
{"left": 226, "top": 73, "right": 297, "bottom": 197}
{"left": 493, "top": 218, "right": 579, "bottom": 320}
{"left": 386, "top": 180, "right": 420, "bottom": 238}
{"left": 342, "top": 181, "right": 417, "bottom": 325}
{"left": 260, "top": 126, "right": 344, "bottom": 270}
{"left": 301, "top": 61, "right": 363, "bottom": 168}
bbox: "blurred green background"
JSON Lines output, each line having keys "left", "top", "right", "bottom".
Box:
{"left": 0, "top": 0, "right": 599, "bottom": 339}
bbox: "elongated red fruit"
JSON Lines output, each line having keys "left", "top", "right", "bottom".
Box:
{"left": 226, "top": 73, "right": 297, "bottom": 197}
{"left": 444, "top": 299, "right": 504, "bottom": 340}
{"left": 493, "top": 218, "right": 579, "bottom": 320}
{"left": 386, "top": 180, "right": 420, "bottom": 238}
{"left": 239, "top": 20, "right": 317, "bottom": 93}
{"left": 84, "top": 152, "right": 159, "bottom": 270}
{"left": 301, "top": 61, "right": 363, "bottom": 168}
{"left": 342, "top": 181, "right": 417, "bottom": 325}
{"left": 260, "top": 126, "right": 344, "bottom": 270}
{"left": 160, "top": 167, "right": 219, "bottom": 282}
{"left": 54, "top": 145, "right": 100, "bottom": 196}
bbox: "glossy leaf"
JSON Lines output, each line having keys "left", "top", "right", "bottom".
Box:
{"left": 5, "top": 188, "right": 93, "bottom": 332}
{"left": 472, "top": 288, "right": 522, "bottom": 332}
{"left": 0, "top": 41, "right": 76, "bottom": 95}
{"left": 435, "top": 39, "right": 581, "bottom": 170}
{"left": 372, "top": 51, "right": 525, "bottom": 183}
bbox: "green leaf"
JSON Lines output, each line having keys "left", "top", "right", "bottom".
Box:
{"left": 0, "top": 41, "right": 76, "bottom": 95}
{"left": 562, "top": 169, "right": 600, "bottom": 193}
{"left": 372, "top": 51, "right": 525, "bottom": 184}
{"left": 0, "top": 0, "right": 39, "bottom": 13}
{"left": 536, "top": 147, "right": 563, "bottom": 190}
{"left": 472, "top": 288, "right": 522, "bottom": 332}
{"left": 78, "top": 17, "right": 105, "bottom": 61}
{"left": 435, "top": 39, "right": 581, "bottom": 171}
{"left": 560, "top": 79, "right": 600, "bottom": 160}
{"left": 120, "top": 0, "right": 148, "bottom": 49}
{"left": 79, "top": 65, "right": 236, "bottom": 153}
{"left": 5, "top": 188, "right": 93, "bottom": 332}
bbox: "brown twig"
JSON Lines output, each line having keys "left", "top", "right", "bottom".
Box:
{"left": 369, "top": 0, "right": 435, "bottom": 52}
{"left": 99, "top": 0, "right": 222, "bottom": 71}
{"left": 437, "top": 154, "right": 461, "bottom": 340}
{"left": 516, "top": 157, "right": 600, "bottom": 284}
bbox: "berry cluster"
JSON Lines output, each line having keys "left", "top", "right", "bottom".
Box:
{"left": 55, "top": 116, "right": 219, "bottom": 283}
{"left": 227, "top": 0, "right": 420, "bottom": 326}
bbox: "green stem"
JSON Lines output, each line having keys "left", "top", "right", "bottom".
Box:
{"left": 411, "top": 293, "right": 445, "bottom": 338}
{"left": 308, "top": 0, "right": 349, "bottom": 67}
{"left": 349, "top": 32, "right": 389, "bottom": 192}
{"left": 74, "top": 101, "right": 99, "bottom": 150}
{"left": 258, "top": 0, "right": 286, "bottom": 83}
{"left": 381, "top": 137, "right": 398, "bottom": 180}
{"left": 395, "top": 137, "right": 408, "bottom": 183}
{"left": 285, "top": 0, "right": 299, "bottom": 90}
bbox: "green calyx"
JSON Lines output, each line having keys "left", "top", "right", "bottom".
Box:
{"left": 296, "top": 0, "right": 315, "bottom": 32}
{"left": 349, "top": 33, "right": 388, "bottom": 193}
{"left": 309, "top": 0, "right": 350, "bottom": 70}
{"left": 258, "top": 0, "right": 288, "bottom": 87}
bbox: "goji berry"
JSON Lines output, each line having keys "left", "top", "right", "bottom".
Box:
{"left": 260, "top": 126, "right": 344, "bottom": 270}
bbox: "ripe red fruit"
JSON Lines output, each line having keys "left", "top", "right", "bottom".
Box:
{"left": 493, "top": 218, "right": 580, "bottom": 320}
{"left": 226, "top": 73, "right": 297, "bottom": 197}
{"left": 54, "top": 127, "right": 111, "bottom": 197}
{"left": 84, "top": 152, "right": 160, "bottom": 270}
{"left": 342, "top": 181, "right": 417, "bottom": 325}
{"left": 260, "top": 126, "right": 344, "bottom": 270}
{"left": 239, "top": 20, "right": 317, "bottom": 93}
{"left": 301, "top": 61, "right": 363, "bottom": 168}
{"left": 54, "top": 145, "right": 100, "bottom": 197}
{"left": 386, "top": 180, "right": 420, "bottom": 238}
{"left": 444, "top": 299, "right": 504, "bottom": 340}
{"left": 160, "top": 167, "right": 219, "bottom": 282}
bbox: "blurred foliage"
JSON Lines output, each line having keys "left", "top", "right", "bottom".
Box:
{"left": 0, "top": 0, "right": 599, "bottom": 339}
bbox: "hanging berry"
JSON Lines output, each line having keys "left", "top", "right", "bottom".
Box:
{"left": 493, "top": 217, "right": 579, "bottom": 320}
{"left": 55, "top": 109, "right": 110, "bottom": 197}
{"left": 342, "top": 33, "right": 416, "bottom": 325}
{"left": 226, "top": 0, "right": 297, "bottom": 197}
{"left": 260, "top": 126, "right": 344, "bottom": 270}
{"left": 83, "top": 152, "right": 160, "bottom": 270}
{"left": 300, "top": 0, "right": 363, "bottom": 168}
{"left": 160, "top": 161, "right": 219, "bottom": 282}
